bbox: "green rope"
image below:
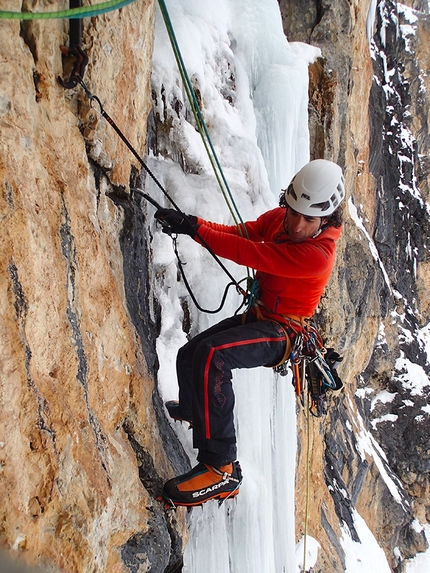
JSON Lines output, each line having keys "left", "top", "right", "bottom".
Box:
{"left": 157, "top": 0, "right": 249, "bottom": 239}
{"left": 0, "top": 0, "right": 137, "bottom": 20}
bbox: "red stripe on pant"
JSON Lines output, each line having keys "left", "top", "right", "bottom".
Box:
{"left": 203, "top": 336, "right": 284, "bottom": 439}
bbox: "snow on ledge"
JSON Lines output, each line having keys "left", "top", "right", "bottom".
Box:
{"left": 340, "top": 509, "right": 392, "bottom": 572}
{"left": 348, "top": 198, "right": 392, "bottom": 292}
{"left": 295, "top": 535, "right": 320, "bottom": 572}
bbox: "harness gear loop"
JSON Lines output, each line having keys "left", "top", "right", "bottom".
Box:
{"left": 275, "top": 327, "right": 293, "bottom": 368}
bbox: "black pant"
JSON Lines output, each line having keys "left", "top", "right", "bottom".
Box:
{"left": 176, "top": 313, "right": 288, "bottom": 467}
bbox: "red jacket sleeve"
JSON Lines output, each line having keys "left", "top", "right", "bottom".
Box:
{"left": 195, "top": 222, "right": 336, "bottom": 279}
{"left": 196, "top": 211, "right": 271, "bottom": 242}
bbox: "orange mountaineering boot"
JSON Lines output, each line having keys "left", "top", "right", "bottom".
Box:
{"left": 162, "top": 461, "right": 243, "bottom": 507}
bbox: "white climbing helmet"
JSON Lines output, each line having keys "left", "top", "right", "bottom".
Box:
{"left": 284, "top": 159, "right": 345, "bottom": 216}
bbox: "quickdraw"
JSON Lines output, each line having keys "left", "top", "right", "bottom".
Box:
{"left": 274, "top": 325, "right": 343, "bottom": 417}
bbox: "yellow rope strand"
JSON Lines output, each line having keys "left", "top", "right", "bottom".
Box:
{"left": 302, "top": 390, "right": 311, "bottom": 573}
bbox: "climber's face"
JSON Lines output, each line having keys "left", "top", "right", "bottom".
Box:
{"left": 284, "top": 208, "right": 326, "bottom": 243}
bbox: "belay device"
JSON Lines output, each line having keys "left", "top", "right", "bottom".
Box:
{"left": 274, "top": 326, "right": 343, "bottom": 417}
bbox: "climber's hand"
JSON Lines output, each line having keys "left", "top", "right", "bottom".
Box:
{"left": 154, "top": 208, "right": 199, "bottom": 237}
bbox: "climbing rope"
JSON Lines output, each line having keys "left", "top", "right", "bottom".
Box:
{"left": 77, "top": 78, "right": 249, "bottom": 312}
{"left": 157, "top": 0, "right": 248, "bottom": 239}
{"left": 302, "top": 390, "right": 312, "bottom": 573}
{"left": 0, "top": 0, "right": 137, "bottom": 20}
{"left": 172, "top": 237, "right": 245, "bottom": 314}
{"left": 157, "top": 0, "right": 256, "bottom": 305}
{"left": 276, "top": 333, "right": 343, "bottom": 572}
{"left": 9, "top": 0, "right": 255, "bottom": 311}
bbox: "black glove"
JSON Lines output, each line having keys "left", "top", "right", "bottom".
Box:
{"left": 154, "top": 208, "right": 199, "bottom": 237}
{"left": 325, "top": 348, "right": 344, "bottom": 391}
{"left": 325, "top": 348, "right": 343, "bottom": 368}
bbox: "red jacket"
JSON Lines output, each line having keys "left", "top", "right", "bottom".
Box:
{"left": 195, "top": 207, "right": 342, "bottom": 320}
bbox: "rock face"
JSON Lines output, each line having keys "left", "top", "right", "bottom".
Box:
{"left": 1, "top": 0, "right": 430, "bottom": 572}
{"left": 280, "top": 0, "right": 430, "bottom": 571}
{"left": 1, "top": 2, "right": 189, "bottom": 572}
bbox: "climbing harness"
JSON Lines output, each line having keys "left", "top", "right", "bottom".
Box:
{"left": 243, "top": 301, "right": 344, "bottom": 415}
{"left": 273, "top": 322, "right": 343, "bottom": 417}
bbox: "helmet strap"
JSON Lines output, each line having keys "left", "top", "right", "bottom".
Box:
{"left": 312, "top": 217, "right": 328, "bottom": 238}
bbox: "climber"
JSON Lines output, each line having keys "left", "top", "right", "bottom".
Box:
{"left": 154, "top": 159, "right": 345, "bottom": 507}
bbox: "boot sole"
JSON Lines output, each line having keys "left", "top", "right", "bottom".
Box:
{"left": 170, "top": 416, "right": 193, "bottom": 428}
{"left": 161, "top": 484, "right": 240, "bottom": 508}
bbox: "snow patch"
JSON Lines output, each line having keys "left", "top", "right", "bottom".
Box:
{"left": 371, "top": 390, "right": 397, "bottom": 411}
{"left": 404, "top": 524, "right": 430, "bottom": 573}
{"left": 394, "top": 352, "right": 430, "bottom": 396}
{"left": 371, "top": 413, "right": 399, "bottom": 429}
{"left": 295, "top": 535, "right": 320, "bottom": 572}
{"left": 355, "top": 387, "right": 374, "bottom": 399}
{"left": 377, "top": 321, "right": 387, "bottom": 345}
{"left": 340, "top": 509, "right": 392, "bottom": 573}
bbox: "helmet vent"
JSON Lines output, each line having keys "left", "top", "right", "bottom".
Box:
{"left": 287, "top": 184, "right": 297, "bottom": 201}
{"left": 330, "top": 193, "right": 339, "bottom": 207}
{"left": 310, "top": 201, "right": 331, "bottom": 212}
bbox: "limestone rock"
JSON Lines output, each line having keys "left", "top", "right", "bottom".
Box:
{"left": 1, "top": 2, "right": 188, "bottom": 571}
{"left": 2, "top": 0, "right": 430, "bottom": 571}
